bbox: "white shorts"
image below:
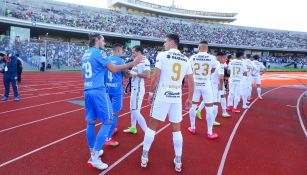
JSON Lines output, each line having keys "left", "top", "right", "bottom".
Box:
{"left": 253, "top": 76, "right": 261, "bottom": 85}
{"left": 248, "top": 76, "right": 254, "bottom": 87}
{"left": 229, "top": 82, "right": 242, "bottom": 97}
{"left": 150, "top": 100, "right": 182, "bottom": 123}
{"left": 193, "top": 83, "right": 213, "bottom": 104}
{"left": 211, "top": 82, "right": 221, "bottom": 103}
{"left": 130, "top": 86, "right": 145, "bottom": 110}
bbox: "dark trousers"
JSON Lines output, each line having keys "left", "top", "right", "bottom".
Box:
{"left": 3, "top": 76, "right": 19, "bottom": 98}
{"left": 17, "top": 72, "right": 22, "bottom": 82}
{"left": 125, "top": 78, "right": 131, "bottom": 93}
{"left": 41, "top": 62, "right": 45, "bottom": 72}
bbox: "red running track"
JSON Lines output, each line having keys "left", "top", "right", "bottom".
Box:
{"left": 0, "top": 72, "right": 306, "bottom": 175}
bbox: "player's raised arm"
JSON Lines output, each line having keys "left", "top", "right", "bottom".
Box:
{"left": 107, "top": 55, "right": 143, "bottom": 73}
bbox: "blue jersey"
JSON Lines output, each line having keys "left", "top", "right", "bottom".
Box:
{"left": 82, "top": 47, "right": 110, "bottom": 91}
{"left": 105, "top": 55, "right": 125, "bottom": 94}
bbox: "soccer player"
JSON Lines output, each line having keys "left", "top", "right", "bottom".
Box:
{"left": 242, "top": 54, "right": 256, "bottom": 106}
{"left": 211, "top": 52, "right": 231, "bottom": 124}
{"left": 123, "top": 45, "right": 150, "bottom": 134}
{"left": 104, "top": 44, "right": 129, "bottom": 147}
{"left": 82, "top": 33, "right": 142, "bottom": 170}
{"left": 141, "top": 34, "right": 194, "bottom": 172}
{"left": 196, "top": 52, "right": 231, "bottom": 122}
{"left": 187, "top": 41, "right": 218, "bottom": 139}
{"left": 251, "top": 55, "right": 266, "bottom": 99}
{"left": 227, "top": 51, "right": 248, "bottom": 113}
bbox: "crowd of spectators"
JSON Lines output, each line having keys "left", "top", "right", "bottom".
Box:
{"left": 3, "top": 0, "right": 307, "bottom": 50}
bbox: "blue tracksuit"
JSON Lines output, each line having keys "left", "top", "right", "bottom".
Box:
{"left": 3, "top": 56, "right": 19, "bottom": 98}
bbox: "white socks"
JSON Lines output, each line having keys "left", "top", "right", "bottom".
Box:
{"left": 189, "top": 104, "right": 197, "bottom": 129}
{"left": 172, "top": 131, "right": 183, "bottom": 158}
{"left": 205, "top": 106, "right": 214, "bottom": 135}
{"left": 257, "top": 87, "right": 261, "bottom": 97}
{"left": 131, "top": 110, "right": 147, "bottom": 132}
{"left": 143, "top": 128, "right": 156, "bottom": 152}
{"left": 221, "top": 97, "right": 227, "bottom": 113}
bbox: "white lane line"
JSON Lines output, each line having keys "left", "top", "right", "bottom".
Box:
{"left": 217, "top": 86, "right": 282, "bottom": 175}
{"left": 0, "top": 92, "right": 188, "bottom": 168}
{"left": 296, "top": 91, "right": 307, "bottom": 138}
{"left": 100, "top": 112, "right": 189, "bottom": 175}
{"left": 0, "top": 108, "right": 84, "bottom": 133}
{"left": 286, "top": 105, "right": 297, "bottom": 108}
{"left": 0, "top": 105, "right": 151, "bottom": 168}
{"left": 0, "top": 96, "right": 83, "bottom": 115}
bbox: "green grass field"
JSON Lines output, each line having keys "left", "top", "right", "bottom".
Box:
{"left": 267, "top": 67, "right": 307, "bottom": 72}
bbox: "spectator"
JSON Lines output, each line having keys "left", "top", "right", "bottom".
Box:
{"left": 40, "top": 54, "right": 46, "bottom": 71}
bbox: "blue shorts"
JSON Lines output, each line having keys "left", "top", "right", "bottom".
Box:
{"left": 109, "top": 93, "right": 123, "bottom": 113}
{"left": 84, "top": 89, "right": 113, "bottom": 124}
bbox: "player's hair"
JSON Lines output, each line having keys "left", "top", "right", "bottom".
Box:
{"left": 132, "top": 45, "right": 144, "bottom": 54}
{"left": 199, "top": 40, "right": 208, "bottom": 45}
{"left": 236, "top": 51, "right": 244, "bottom": 58}
{"left": 112, "top": 43, "right": 123, "bottom": 51}
{"left": 253, "top": 55, "right": 259, "bottom": 60}
{"left": 246, "top": 54, "right": 251, "bottom": 58}
{"left": 166, "top": 33, "right": 180, "bottom": 46}
{"left": 88, "top": 33, "right": 102, "bottom": 47}
{"left": 216, "top": 51, "right": 226, "bottom": 56}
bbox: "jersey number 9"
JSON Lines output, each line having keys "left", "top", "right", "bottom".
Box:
{"left": 171, "top": 63, "right": 182, "bottom": 81}
{"left": 82, "top": 62, "right": 92, "bottom": 78}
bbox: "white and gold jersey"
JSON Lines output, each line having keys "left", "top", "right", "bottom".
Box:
{"left": 228, "top": 59, "right": 247, "bottom": 84}
{"left": 154, "top": 49, "right": 193, "bottom": 103}
{"left": 190, "top": 52, "right": 217, "bottom": 89}
{"left": 251, "top": 60, "right": 265, "bottom": 76}
{"left": 131, "top": 58, "right": 151, "bottom": 88}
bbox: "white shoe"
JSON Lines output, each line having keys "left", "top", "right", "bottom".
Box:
{"left": 141, "top": 155, "right": 149, "bottom": 168}
{"left": 173, "top": 158, "right": 182, "bottom": 172}
{"left": 99, "top": 150, "right": 104, "bottom": 157}
{"left": 87, "top": 158, "right": 108, "bottom": 170}
{"left": 243, "top": 105, "right": 250, "bottom": 109}
{"left": 222, "top": 112, "right": 231, "bottom": 118}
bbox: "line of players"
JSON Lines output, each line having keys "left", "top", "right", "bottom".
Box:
{"left": 81, "top": 33, "right": 266, "bottom": 172}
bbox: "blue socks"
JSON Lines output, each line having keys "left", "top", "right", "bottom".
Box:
{"left": 86, "top": 122, "right": 96, "bottom": 149}
{"left": 86, "top": 121, "right": 112, "bottom": 151}
{"left": 94, "top": 124, "right": 112, "bottom": 151}
{"left": 107, "top": 114, "right": 118, "bottom": 139}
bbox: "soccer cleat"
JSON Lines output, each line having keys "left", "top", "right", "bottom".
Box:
{"left": 13, "top": 97, "right": 20, "bottom": 101}
{"left": 123, "top": 127, "right": 137, "bottom": 134}
{"left": 187, "top": 127, "right": 196, "bottom": 135}
{"left": 226, "top": 106, "right": 232, "bottom": 111}
{"left": 141, "top": 155, "right": 149, "bottom": 168}
{"left": 1, "top": 97, "right": 8, "bottom": 101}
{"left": 243, "top": 105, "right": 250, "bottom": 109}
{"left": 222, "top": 112, "right": 231, "bottom": 118}
{"left": 104, "top": 138, "right": 119, "bottom": 147}
{"left": 173, "top": 158, "right": 182, "bottom": 172}
{"left": 232, "top": 108, "right": 240, "bottom": 113}
{"left": 258, "top": 96, "right": 263, "bottom": 100}
{"left": 87, "top": 158, "right": 108, "bottom": 170}
{"left": 196, "top": 109, "right": 202, "bottom": 119}
{"left": 213, "top": 121, "right": 221, "bottom": 126}
{"left": 207, "top": 133, "right": 219, "bottom": 140}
